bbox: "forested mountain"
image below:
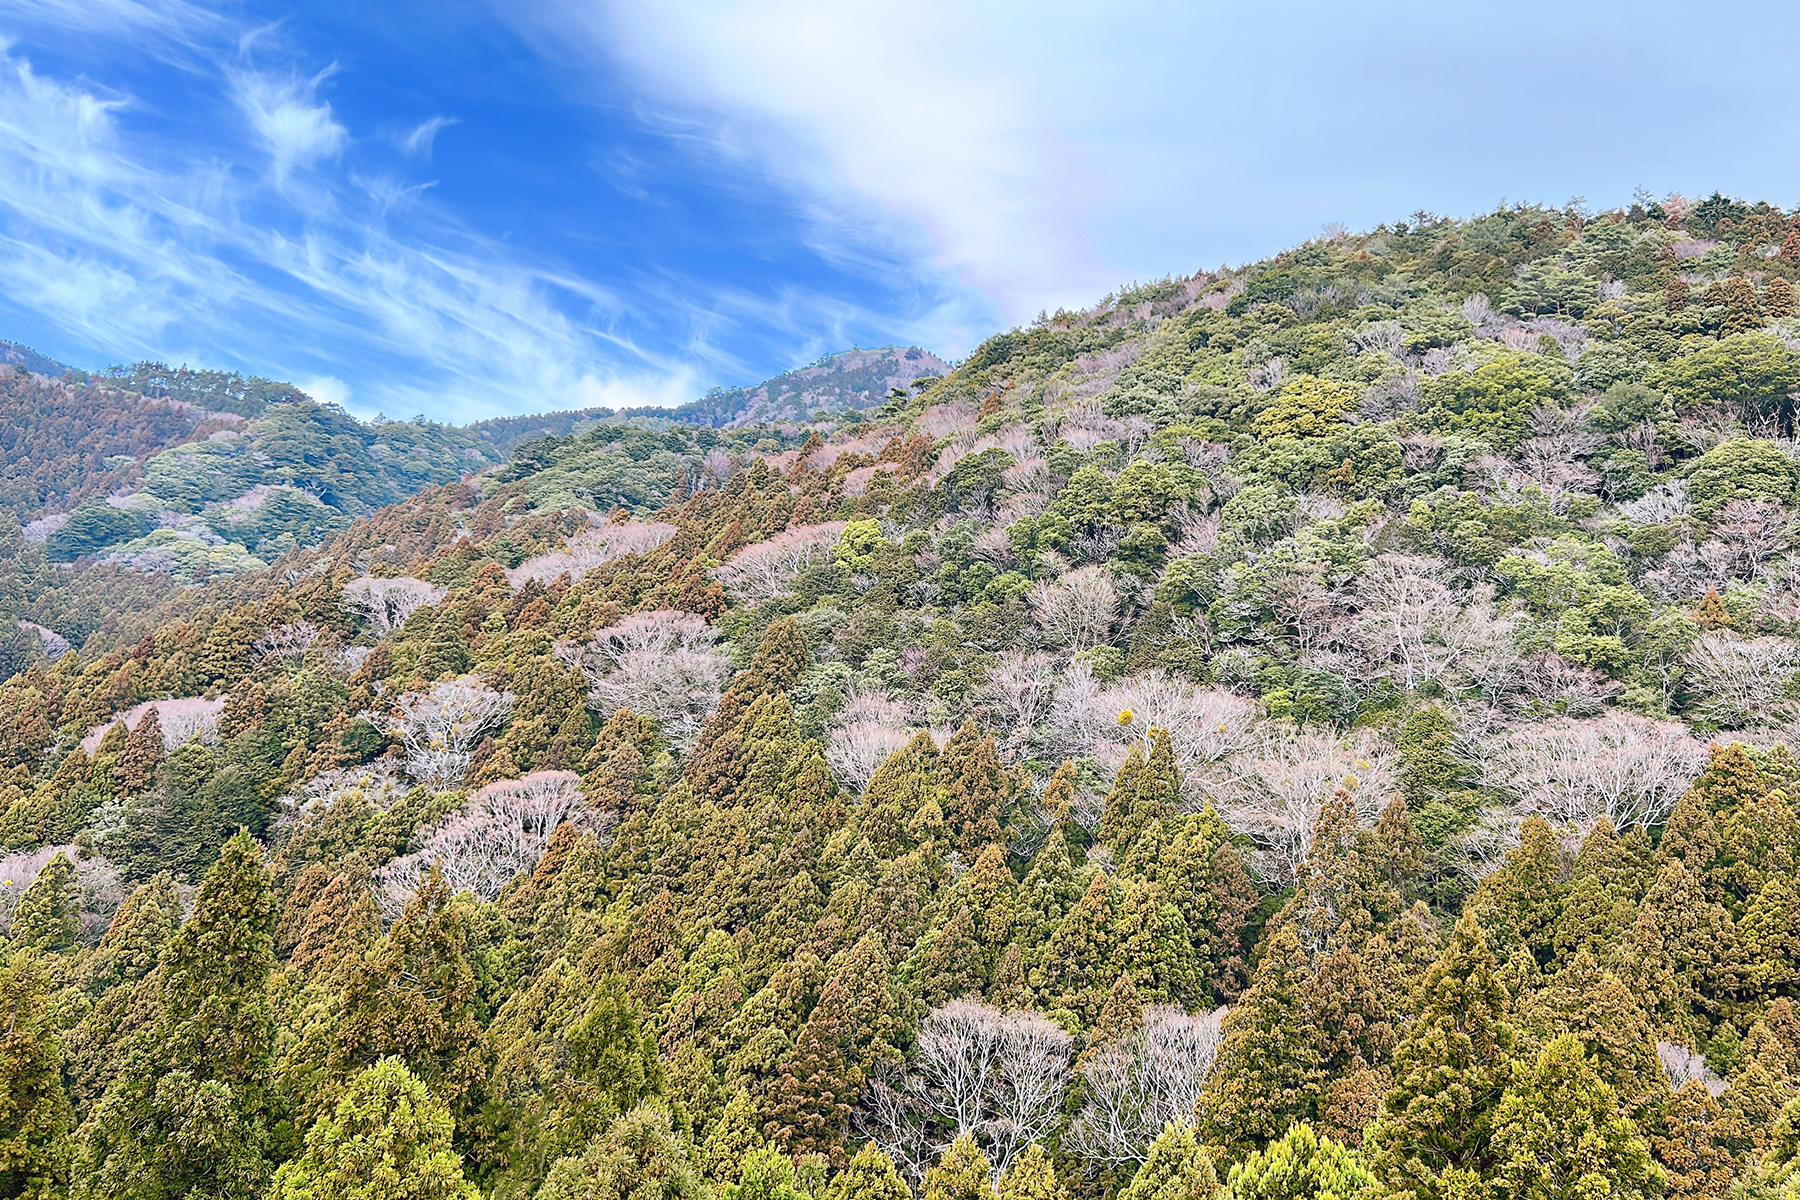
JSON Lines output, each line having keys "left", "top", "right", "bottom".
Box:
{"left": 0, "top": 339, "right": 72, "bottom": 376}
{"left": 9, "top": 193, "right": 1800, "bottom": 1200}
{"left": 653, "top": 346, "right": 950, "bottom": 427}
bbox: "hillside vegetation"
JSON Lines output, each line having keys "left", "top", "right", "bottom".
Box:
{"left": 7, "top": 194, "right": 1800, "bottom": 1200}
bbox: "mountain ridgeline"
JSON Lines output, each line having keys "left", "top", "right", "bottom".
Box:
{"left": 7, "top": 195, "right": 1800, "bottom": 1200}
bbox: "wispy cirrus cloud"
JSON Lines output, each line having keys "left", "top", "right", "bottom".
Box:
{"left": 0, "top": 33, "right": 667, "bottom": 419}
{"left": 231, "top": 65, "right": 348, "bottom": 182}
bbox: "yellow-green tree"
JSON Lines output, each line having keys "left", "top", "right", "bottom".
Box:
{"left": 271, "top": 1057, "right": 478, "bottom": 1200}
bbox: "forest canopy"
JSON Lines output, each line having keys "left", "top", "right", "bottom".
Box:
{"left": 7, "top": 192, "right": 1800, "bottom": 1200}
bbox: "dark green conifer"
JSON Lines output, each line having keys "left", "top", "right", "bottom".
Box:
{"left": 10, "top": 851, "right": 77, "bottom": 952}
{"left": 1367, "top": 910, "right": 1520, "bottom": 1200}
{"left": 0, "top": 950, "right": 71, "bottom": 1198}
{"left": 938, "top": 722, "right": 1010, "bottom": 858}
{"left": 76, "top": 830, "right": 278, "bottom": 1200}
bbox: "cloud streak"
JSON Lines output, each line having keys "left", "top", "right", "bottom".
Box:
{"left": 231, "top": 65, "right": 348, "bottom": 182}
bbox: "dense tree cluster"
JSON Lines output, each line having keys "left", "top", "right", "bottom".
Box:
{"left": 8, "top": 192, "right": 1800, "bottom": 1197}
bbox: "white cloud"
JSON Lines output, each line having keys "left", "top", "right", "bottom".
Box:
{"left": 531, "top": 0, "right": 1115, "bottom": 324}
{"left": 231, "top": 66, "right": 348, "bottom": 181}
{"left": 577, "top": 367, "right": 700, "bottom": 412}
{"left": 298, "top": 374, "right": 350, "bottom": 408}
{"left": 400, "top": 115, "right": 457, "bottom": 158}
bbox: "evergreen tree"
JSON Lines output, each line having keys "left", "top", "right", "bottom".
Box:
{"left": 861, "top": 734, "right": 939, "bottom": 858}
{"left": 766, "top": 976, "right": 856, "bottom": 1156}
{"left": 961, "top": 842, "right": 1018, "bottom": 968}
{"left": 1225, "top": 1123, "right": 1378, "bottom": 1200}
{"left": 1721, "top": 278, "right": 1765, "bottom": 336}
{"left": 989, "top": 943, "right": 1027, "bottom": 1009}
{"left": 289, "top": 863, "right": 381, "bottom": 981}
{"left": 1015, "top": 830, "right": 1081, "bottom": 964}
{"left": 537, "top": 1102, "right": 700, "bottom": 1200}
{"left": 823, "top": 1143, "right": 911, "bottom": 1200}
{"left": 922, "top": 1134, "right": 994, "bottom": 1200}
{"left": 88, "top": 872, "right": 180, "bottom": 992}
{"left": 700, "top": 1088, "right": 764, "bottom": 1183}
{"left": 1035, "top": 872, "right": 1116, "bottom": 1024}
{"left": 270, "top": 1057, "right": 478, "bottom": 1200}
{"left": 938, "top": 722, "right": 1010, "bottom": 858}
{"left": 1647, "top": 1079, "right": 1733, "bottom": 1200}
{"left": 1118, "top": 1123, "right": 1220, "bottom": 1200}
{"left": 998, "top": 1143, "right": 1067, "bottom": 1200}
{"left": 919, "top": 906, "right": 987, "bottom": 1007}
{"left": 1522, "top": 946, "right": 1661, "bottom": 1108}
{"left": 77, "top": 830, "right": 278, "bottom": 1200}
{"left": 1202, "top": 925, "right": 1328, "bottom": 1148}
{"left": 1110, "top": 879, "right": 1204, "bottom": 1010}
{"left": 1367, "top": 910, "right": 1520, "bottom": 1200}
{"left": 10, "top": 851, "right": 77, "bottom": 951}
{"left": 114, "top": 708, "right": 165, "bottom": 793}
{"left": 1767, "top": 276, "right": 1797, "bottom": 320}
{"left": 1099, "top": 730, "right": 1180, "bottom": 852}
{"left": 0, "top": 951, "right": 70, "bottom": 1198}
{"left": 1760, "top": 1094, "right": 1800, "bottom": 1200}
{"left": 1470, "top": 816, "right": 1567, "bottom": 970}
{"left": 727, "top": 1145, "right": 804, "bottom": 1200}
{"left": 331, "top": 868, "right": 485, "bottom": 1121}
{"left": 1489, "top": 1035, "right": 1662, "bottom": 1200}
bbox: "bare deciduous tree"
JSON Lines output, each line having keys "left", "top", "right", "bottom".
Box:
{"left": 1348, "top": 554, "right": 1467, "bottom": 693}
{"left": 1205, "top": 729, "right": 1395, "bottom": 886}
{"left": 711, "top": 522, "right": 849, "bottom": 603}
{"left": 506, "top": 522, "right": 680, "bottom": 588}
{"left": 1487, "top": 713, "right": 1707, "bottom": 836}
{"left": 1685, "top": 632, "right": 1800, "bottom": 728}
{"left": 861, "top": 999, "right": 1072, "bottom": 1182}
{"left": 561, "top": 610, "right": 733, "bottom": 750}
{"left": 1049, "top": 666, "right": 1259, "bottom": 781}
{"left": 342, "top": 576, "right": 448, "bottom": 637}
{"left": 826, "top": 686, "right": 920, "bottom": 791}
{"left": 1029, "top": 566, "right": 1119, "bottom": 651}
{"left": 1065, "top": 1005, "right": 1227, "bottom": 1167}
{"left": 1656, "top": 1042, "right": 1726, "bottom": 1097}
{"left": 981, "top": 650, "right": 1059, "bottom": 743}
{"left": 380, "top": 677, "right": 516, "bottom": 788}
{"left": 374, "top": 770, "right": 608, "bottom": 919}
{"left": 1709, "top": 499, "right": 1797, "bottom": 579}
{"left": 253, "top": 622, "right": 319, "bottom": 660}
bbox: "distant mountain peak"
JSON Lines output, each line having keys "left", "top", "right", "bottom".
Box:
{"left": 666, "top": 345, "right": 950, "bottom": 428}
{"left": 0, "top": 340, "right": 72, "bottom": 377}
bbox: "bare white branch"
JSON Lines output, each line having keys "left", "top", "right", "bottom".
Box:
{"left": 560, "top": 610, "right": 733, "bottom": 750}
{"left": 379, "top": 677, "right": 516, "bottom": 789}
{"left": 711, "top": 522, "right": 848, "bottom": 604}
{"left": 1066, "top": 1005, "right": 1226, "bottom": 1167}
{"left": 342, "top": 576, "right": 447, "bottom": 637}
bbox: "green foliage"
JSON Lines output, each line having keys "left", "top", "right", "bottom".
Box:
{"left": 1119, "top": 1123, "right": 1220, "bottom": 1200}
{"left": 1489, "top": 1035, "right": 1662, "bottom": 1200}
{"left": 23, "top": 196, "right": 1800, "bottom": 1200}
{"left": 9, "top": 851, "right": 76, "bottom": 950}
{"left": 0, "top": 951, "right": 71, "bottom": 1198}
{"left": 1685, "top": 438, "right": 1800, "bottom": 517}
{"left": 270, "top": 1058, "right": 478, "bottom": 1200}
{"left": 922, "top": 1134, "right": 995, "bottom": 1200}
{"left": 1419, "top": 355, "right": 1564, "bottom": 449}
{"left": 76, "top": 830, "right": 277, "bottom": 1199}
{"left": 536, "top": 1103, "right": 700, "bottom": 1200}
{"left": 1225, "top": 1124, "right": 1377, "bottom": 1200}
{"left": 1655, "top": 333, "right": 1800, "bottom": 426}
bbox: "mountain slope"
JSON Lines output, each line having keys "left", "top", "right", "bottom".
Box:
{"left": 10, "top": 193, "right": 1800, "bottom": 1199}
{"left": 0, "top": 338, "right": 71, "bottom": 375}
{"left": 650, "top": 345, "right": 948, "bottom": 427}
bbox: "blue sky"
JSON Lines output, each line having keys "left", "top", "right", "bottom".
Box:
{"left": 0, "top": 0, "right": 1798, "bottom": 422}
